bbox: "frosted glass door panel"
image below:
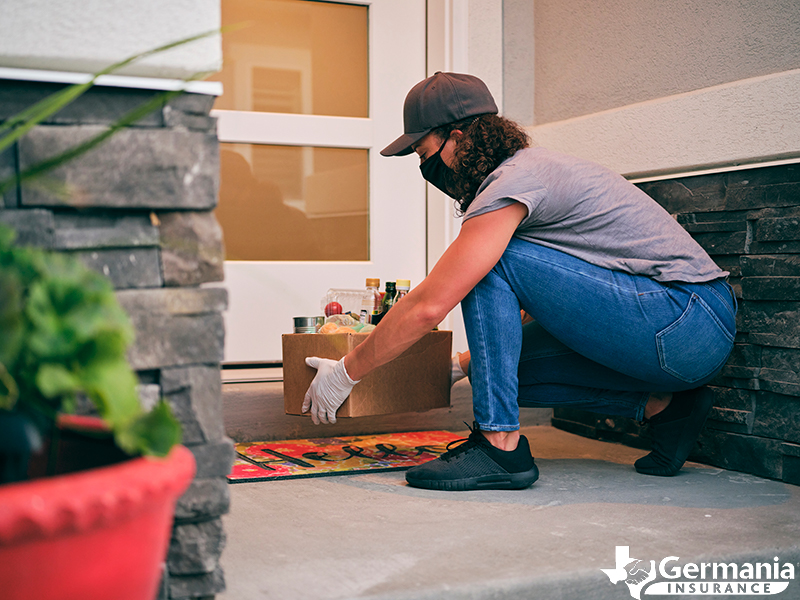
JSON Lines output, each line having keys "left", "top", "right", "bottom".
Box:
{"left": 209, "top": 0, "right": 368, "bottom": 117}
{"left": 212, "top": 0, "right": 427, "bottom": 362}
{"left": 217, "top": 143, "right": 368, "bottom": 261}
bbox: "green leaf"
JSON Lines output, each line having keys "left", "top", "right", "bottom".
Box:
{"left": 25, "top": 280, "right": 79, "bottom": 361}
{"left": 0, "top": 23, "right": 249, "bottom": 456}
{"left": 4, "top": 71, "right": 215, "bottom": 197}
{"left": 35, "top": 363, "right": 81, "bottom": 398}
{"left": 0, "top": 27, "right": 226, "bottom": 155}
{"left": 116, "top": 401, "right": 182, "bottom": 457}
{"left": 0, "top": 362, "right": 19, "bottom": 410}
{"left": 0, "top": 81, "right": 97, "bottom": 154}
{"left": 81, "top": 359, "right": 142, "bottom": 427}
{"left": 0, "top": 224, "right": 16, "bottom": 247}
{"left": 0, "top": 268, "right": 24, "bottom": 367}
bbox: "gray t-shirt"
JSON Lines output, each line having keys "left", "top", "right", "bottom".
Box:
{"left": 463, "top": 147, "right": 727, "bottom": 282}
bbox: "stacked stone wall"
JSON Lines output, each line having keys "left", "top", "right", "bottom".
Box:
{"left": 552, "top": 163, "right": 800, "bottom": 485}
{"left": 0, "top": 79, "right": 232, "bottom": 599}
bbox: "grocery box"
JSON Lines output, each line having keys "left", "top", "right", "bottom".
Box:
{"left": 283, "top": 330, "right": 452, "bottom": 417}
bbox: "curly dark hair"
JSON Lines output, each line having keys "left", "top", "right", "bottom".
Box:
{"left": 432, "top": 114, "right": 530, "bottom": 213}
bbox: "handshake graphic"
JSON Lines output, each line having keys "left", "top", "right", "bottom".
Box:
{"left": 601, "top": 546, "right": 657, "bottom": 600}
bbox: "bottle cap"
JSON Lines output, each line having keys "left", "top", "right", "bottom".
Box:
{"left": 366, "top": 278, "right": 380, "bottom": 287}
{"left": 396, "top": 279, "right": 411, "bottom": 288}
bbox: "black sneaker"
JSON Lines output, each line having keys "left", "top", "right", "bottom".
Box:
{"left": 405, "top": 423, "right": 539, "bottom": 491}
{"left": 635, "top": 387, "right": 714, "bottom": 477}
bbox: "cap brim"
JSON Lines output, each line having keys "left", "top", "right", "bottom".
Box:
{"left": 380, "top": 129, "right": 430, "bottom": 157}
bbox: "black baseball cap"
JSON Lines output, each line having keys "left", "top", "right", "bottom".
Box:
{"left": 380, "top": 72, "right": 498, "bottom": 157}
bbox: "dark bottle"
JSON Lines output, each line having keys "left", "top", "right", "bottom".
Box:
{"left": 373, "top": 281, "right": 396, "bottom": 325}
{"left": 382, "top": 281, "right": 397, "bottom": 313}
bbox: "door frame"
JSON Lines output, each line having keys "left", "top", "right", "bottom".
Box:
{"left": 215, "top": 0, "right": 428, "bottom": 363}
{"left": 424, "top": 0, "right": 504, "bottom": 355}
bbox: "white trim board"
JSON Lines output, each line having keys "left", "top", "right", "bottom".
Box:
{"left": 0, "top": 66, "right": 222, "bottom": 96}
{"left": 213, "top": 110, "right": 372, "bottom": 148}
{"left": 628, "top": 157, "right": 800, "bottom": 184}
{"left": 529, "top": 69, "right": 800, "bottom": 180}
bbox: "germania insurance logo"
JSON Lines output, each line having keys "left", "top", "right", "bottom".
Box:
{"left": 601, "top": 546, "right": 796, "bottom": 598}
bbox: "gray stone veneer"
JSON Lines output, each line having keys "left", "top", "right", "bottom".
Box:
{"left": 552, "top": 163, "right": 800, "bottom": 486}
{"left": 0, "top": 78, "right": 233, "bottom": 599}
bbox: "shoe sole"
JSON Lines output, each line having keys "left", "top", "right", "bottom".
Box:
{"left": 406, "top": 466, "right": 539, "bottom": 491}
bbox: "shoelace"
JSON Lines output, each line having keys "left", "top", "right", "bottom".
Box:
{"left": 440, "top": 423, "right": 484, "bottom": 462}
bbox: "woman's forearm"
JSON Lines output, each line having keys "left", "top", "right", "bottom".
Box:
{"left": 343, "top": 204, "right": 527, "bottom": 382}
{"left": 343, "top": 291, "right": 444, "bottom": 381}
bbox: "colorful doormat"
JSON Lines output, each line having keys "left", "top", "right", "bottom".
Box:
{"left": 227, "top": 430, "right": 463, "bottom": 483}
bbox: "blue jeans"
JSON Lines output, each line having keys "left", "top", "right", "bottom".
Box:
{"left": 461, "top": 239, "right": 737, "bottom": 432}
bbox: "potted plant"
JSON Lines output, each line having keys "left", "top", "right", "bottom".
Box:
{"left": 0, "top": 30, "right": 227, "bottom": 600}
{"left": 0, "top": 223, "right": 194, "bottom": 600}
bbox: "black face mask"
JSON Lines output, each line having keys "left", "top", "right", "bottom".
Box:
{"left": 419, "top": 138, "right": 457, "bottom": 198}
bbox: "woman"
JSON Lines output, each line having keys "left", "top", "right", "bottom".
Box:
{"left": 303, "top": 72, "right": 736, "bottom": 491}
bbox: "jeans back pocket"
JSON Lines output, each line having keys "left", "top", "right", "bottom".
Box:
{"left": 656, "top": 293, "right": 735, "bottom": 384}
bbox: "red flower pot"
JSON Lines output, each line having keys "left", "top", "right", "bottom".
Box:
{"left": 0, "top": 444, "right": 196, "bottom": 600}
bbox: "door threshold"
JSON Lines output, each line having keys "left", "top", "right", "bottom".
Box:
{"left": 222, "top": 362, "right": 283, "bottom": 384}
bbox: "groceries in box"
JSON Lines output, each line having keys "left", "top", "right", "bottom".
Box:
{"left": 282, "top": 329, "right": 452, "bottom": 417}
{"left": 284, "top": 277, "right": 449, "bottom": 418}
{"left": 310, "top": 278, "right": 412, "bottom": 333}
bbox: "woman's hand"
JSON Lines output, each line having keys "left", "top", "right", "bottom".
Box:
{"left": 451, "top": 353, "right": 467, "bottom": 385}
{"left": 302, "top": 357, "right": 360, "bottom": 424}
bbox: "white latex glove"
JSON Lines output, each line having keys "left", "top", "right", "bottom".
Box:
{"left": 451, "top": 352, "right": 468, "bottom": 386}
{"left": 302, "top": 357, "right": 360, "bottom": 424}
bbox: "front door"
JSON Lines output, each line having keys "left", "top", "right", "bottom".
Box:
{"left": 211, "top": 0, "right": 427, "bottom": 363}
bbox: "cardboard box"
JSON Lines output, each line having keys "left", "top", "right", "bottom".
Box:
{"left": 283, "top": 330, "right": 452, "bottom": 417}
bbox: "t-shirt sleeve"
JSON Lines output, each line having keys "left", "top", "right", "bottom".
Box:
{"left": 462, "top": 164, "right": 548, "bottom": 225}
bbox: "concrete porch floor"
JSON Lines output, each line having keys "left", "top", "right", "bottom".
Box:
{"left": 219, "top": 379, "right": 800, "bottom": 600}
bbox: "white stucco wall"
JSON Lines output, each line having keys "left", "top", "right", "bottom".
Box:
{"left": 531, "top": 69, "right": 800, "bottom": 179}
{"left": 465, "top": 0, "right": 504, "bottom": 111}
{"left": 0, "top": 0, "right": 221, "bottom": 78}
{"left": 532, "top": 0, "right": 800, "bottom": 125}
{"left": 502, "top": 0, "right": 535, "bottom": 126}
{"left": 497, "top": 0, "right": 800, "bottom": 178}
